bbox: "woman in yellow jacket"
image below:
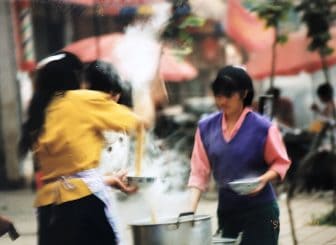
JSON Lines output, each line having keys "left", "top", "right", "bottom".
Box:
{"left": 19, "top": 52, "right": 145, "bottom": 245}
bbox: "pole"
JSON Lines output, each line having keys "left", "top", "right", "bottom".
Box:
{"left": 286, "top": 195, "right": 298, "bottom": 245}
{"left": 0, "top": 0, "right": 23, "bottom": 188}
{"left": 269, "top": 23, "right": 278, "bottom": 90}
{"left": 320, "top": 54, "right": 330, "bottom": 84}
{"left": 15, "top": 0, "right": 36, "bottom": 71}
{"left": 93, "top": 0, "right": 102, "bottom": 59}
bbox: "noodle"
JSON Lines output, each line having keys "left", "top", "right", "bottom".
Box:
{"left": 135, "top": 125, "right": 145, "bottom": 177}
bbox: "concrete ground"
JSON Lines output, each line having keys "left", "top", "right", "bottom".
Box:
{"left": 199, "top": 191, "right": 336, "bottom": 245}
{"left": 0, "top": 188, "right": 335, "bottom": 245}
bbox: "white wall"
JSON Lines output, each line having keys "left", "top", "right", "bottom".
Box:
{"left": 254, "top": 67, "right": 336, "bottom": 129}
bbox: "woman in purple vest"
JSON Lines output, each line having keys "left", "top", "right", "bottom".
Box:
{"left": 188, "top": 66, "right": 291, "bottom": 244}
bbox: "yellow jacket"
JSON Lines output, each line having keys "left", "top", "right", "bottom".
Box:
{"left": 34, "top": 90, "right": 141, "bottom": 207}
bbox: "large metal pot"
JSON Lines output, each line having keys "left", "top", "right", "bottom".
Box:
{"left": 129, "top": 212, "right": 212, "bottom": 245}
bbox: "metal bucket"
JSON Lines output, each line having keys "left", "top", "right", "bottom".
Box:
{"left": 129, "top": 212, "right": 212, "bottom": 245}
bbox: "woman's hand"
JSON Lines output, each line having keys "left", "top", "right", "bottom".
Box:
{"left": 103, "top": 170, "right": 138, "bottom": 194}
{"left": 248, "top": 170, "right": 279, "bottom": 196}
{"left": 187, "top": 187, "right": 202, "bottom": 213}
{"left": 0, "top": 215, "right": 13, "bottom": 237}
{"left": 247, "top": 177, "right": 268, "bottom": 196}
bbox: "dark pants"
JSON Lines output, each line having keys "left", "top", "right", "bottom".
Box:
{"left": 217, "top": 201, "right": 280, "bottom": 245}
{"left": 37, "top": 194, "right": 117, "bottom": 245}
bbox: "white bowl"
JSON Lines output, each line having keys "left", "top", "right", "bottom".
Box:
{"left": 228, "top": 177, "right": 260, "bottom": 195}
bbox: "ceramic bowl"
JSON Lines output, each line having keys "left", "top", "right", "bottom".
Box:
{"left": 228, "top": 178, "right": 260, "bottom": 195}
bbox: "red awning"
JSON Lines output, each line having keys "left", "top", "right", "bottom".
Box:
{"left": 159, "top": 48, "right": 198, "bottom": 82}
{"left": 224, "top": 0, "right": 275, "bottom": 52}
{"left": 246, "top": 27, "right": 336, "bottom": 80}
{"left": 63, "top": 33, "right": 198, "bottom": 82}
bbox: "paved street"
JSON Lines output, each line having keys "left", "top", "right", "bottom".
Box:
{"left": 200, "top": 191, "right": 336, "bottom": 245}
{"left": 0, "top": 188, "right": 335, "bottom": 245}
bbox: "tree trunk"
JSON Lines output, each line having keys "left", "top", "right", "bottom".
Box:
{"left": 320, "top": 54, "right": 330, "bottom": 83}
{"left": 320, "top": 53, "right": 336, "bottom": 151}
{"left": 269, "top": 25, "right": 278, "bottom": 90}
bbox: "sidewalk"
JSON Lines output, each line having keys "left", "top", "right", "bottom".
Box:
{"left": 199, "top": 191, "right": 336, "bottom": 245}
{"left": 0, "top": 189, "right": 335, "bottom": 245}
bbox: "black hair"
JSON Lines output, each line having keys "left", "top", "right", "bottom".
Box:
{"left": 317, "top": 82, "right": 333, "bottom": 101}
{"left": 19, "top": 51, "right": 83, "bottom": 158}
{"left": 85, "top": 60, "right": 122, "bottom": 94}
{"left": 266, "top": 87, "right": 281, "bottom": 100}
{"left": 117, "top": 80, "right": 133, "bottom": 108}
{"left": 84, "top": 60, "right": 133, "bottom": 107}
{"left": 211, "top": 65, "right": 254, "bottom": 106}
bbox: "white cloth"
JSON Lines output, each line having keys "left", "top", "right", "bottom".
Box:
{"left": 99, "top": 131, "right": 130, "bottom": 175}
{"left": 73, "top": 169, "right": 122, "bottom": 244}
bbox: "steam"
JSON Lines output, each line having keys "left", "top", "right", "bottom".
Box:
{"left": 112, "top": 180, "right": 190, "bottom": 244}
{"left": 104, "top": 134, "right": 192, "bottom": 244}
{"left": 102, "top": 4, "right": 195, "bottom": 243}
{"left": 114, "top": 2, "right": 171, "bottom": 90}
{"left": 149, "top": 3, "right": 173, "bottom": 36}
{"left": 114, "top": 26, "right": 161, "bottom": 90}
{"left": 113, "top": 2, "right": 171, "bottom": 126}
{"left": 189, "top": 0, "right": 226, "bottom": 21}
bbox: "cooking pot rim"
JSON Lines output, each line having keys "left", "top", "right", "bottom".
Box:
{"left": 129, "top": 214, "right": 211, "bottom": 226}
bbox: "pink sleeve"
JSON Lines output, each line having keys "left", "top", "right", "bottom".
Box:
{"left": 264, "top": 125, "right": 292, "bottom": 181}
{"left": 188, "top": 128, "right": 211, "bottom": 192}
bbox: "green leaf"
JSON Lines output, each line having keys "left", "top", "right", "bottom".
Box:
{"left": 320, "top": 46, "right": 334, "bottom": 56}
{"left": 170, "top": 46, "right": 193, "bottom": 58}
{"left": 179, "top": 16, "right": 205, "bottom": 29}
{"left": 277, "top": 35, "right": 288, "bottom": 44}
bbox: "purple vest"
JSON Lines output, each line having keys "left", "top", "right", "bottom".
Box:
{"left": 199, "top": 111, "right": 276, "bottom": 211}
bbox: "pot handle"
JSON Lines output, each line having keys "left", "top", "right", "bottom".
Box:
{"left": 176, "top": 212, "right": 195, "bottom": 228}
{"left": 178, "top": 212, "right": 195, "bottom": 218}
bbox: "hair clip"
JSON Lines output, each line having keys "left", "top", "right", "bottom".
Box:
{"left": 37, "top": 54, "right": 66, "bottom": 69}
{"left": 233, "top": 65, "right": 247, "bottom": 71}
